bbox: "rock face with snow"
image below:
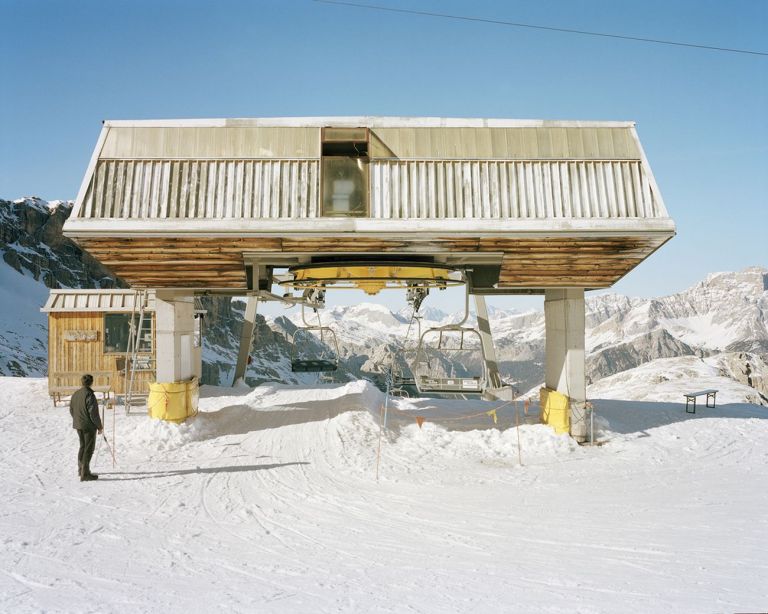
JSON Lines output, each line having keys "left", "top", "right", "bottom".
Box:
{"left": 0, "top": 198, "right": 123, "bottom": 376}
{"left": 1, "top": 198, "right": 118, "bottom": 289}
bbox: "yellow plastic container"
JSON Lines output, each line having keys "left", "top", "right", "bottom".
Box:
{"left": 540, "top": 387, "right": 570, "bottom": 435}
{"left": 148, "top": 377, "right": 199, "bottom": 423}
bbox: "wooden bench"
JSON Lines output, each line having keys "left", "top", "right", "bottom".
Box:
{"left": 684, "top": 389, "right": 718, "bottom": 414}
{"left": 50, "top": 371, "right": 113, "bottom": 408}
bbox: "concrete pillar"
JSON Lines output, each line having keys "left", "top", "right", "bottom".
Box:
{"left": 544, "top": 289, "right": 587, "bottom": 442}
{"left": 472, "top": 294, "right": 502, "bottom": 389}
{"left": 155, "top": 291, "right": 197, "bottom": 382}
{"left": 232, "top": 295, "right": 259, "bottom": 385}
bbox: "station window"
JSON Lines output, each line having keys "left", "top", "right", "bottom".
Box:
{"left": 104, "top": 313, "right": 153, "bottom": 354}
{"left": 321, "top": 127, "right": 369, "bottom": 217}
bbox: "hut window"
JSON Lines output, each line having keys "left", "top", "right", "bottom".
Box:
{"left": 321, "top": 127, "right": 369, "bottom": 217}
{"left": 104, "top": 314, "right": 153, "bottom": 354}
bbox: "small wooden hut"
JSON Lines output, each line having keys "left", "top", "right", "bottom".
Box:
{"left": 41, "top": 289, "right": 203, "bottom": 404}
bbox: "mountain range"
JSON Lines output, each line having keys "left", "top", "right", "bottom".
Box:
{"left": 2, "top": 196, "right": 766, "bottom": 405}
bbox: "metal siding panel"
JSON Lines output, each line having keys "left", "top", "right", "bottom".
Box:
{"left": 443, "top": 163, "right": 454, "bottom": 218}
{"left": 270, "top": 162, "right": 281, "bottom": 218}
{"left": 188, "top": 161, "right": 200, "bottom": 218}
{"left": 521, "top": 129, "right": 539, "bottom": 158}
{"left": 104, "top": 161, "right": 116, "bottom": 218}
{"left": 449, "top": 162, "right": 460, "bottom": 218}
{"left": 586, "top": 163, "right": 598, "bottom": 218}
{"left": 533, "top": 163, "right": 545, "bottom": 218}
{"left": 623, "top": 163, "right": 637, "bottom": 216}
{"left": 491, "top": 129, "right": 508, "bottom": 158}
{"left": 140, "top": 161, "right": 152, "bottom": 218}
{"left": 428, "top": 162, "right": 437, "bottom": 218}
{"left": 549, "top": 128, "right": 569, "bottom": 158}
{"left": 399, "top": 163, "right": 408, "bottom": 218}
{"left": 129, "top": 161, "right": 142, "bottom": 218}
{"left": 253, "top": 161, "right": 264, "bottom": 218}
{"left": 596, "top": 163, "right": 609, "bottom": 217}
{"left": 609, "top": 162, "right": 624, "bottom": 217}
{"left": 160, "top": 161, "right": 171, "bottom": 218}
{"left": 523, "top": 163, "right": 535, "bottom": 218}
{"left": 597, "top": 129, "right": 615, "bottom": 158}
{"left": 309, "top": 161, "right": 318, "bottom": 217}
{"left": 162, "top": 162, "right": 173, "bottom": 218}
{"left": 120, "top": 161, "right": 133, "bottom": 218}
{"left": 476, "top": 129, "right": 492, "bottom": 159}
{"left": 407, "top": 163, "right": 418, "bottom": 218}
{"left": 569, "top": 163, "right": 582, "bottom": 218}
{"left": 469, "top": 162, "right": 480, "bottom": 218}
{"left": 537, "top": 130, "right": 553, "bottom": 159}
{"left": 243, "top": 160, "right": 253, "bottom": 218}
{"left": 438, "top": 162, "right": 448, "bottom": 219}
{"left": 82, "top": 178, "right": 95, "bottom": 219}
{"left": 480, "top": 162, "right": 491, "bottom": 219}
{"left": 631, "top": 162, "right": 646, "bottom": 217}
{"left": 582, "top": 130, "right": 599, "bottom": 159}
{"left": 418, "top": 162, "right": 428, "bottom": 218}
{"left": 260, "top": 162, "right": 272, "bottom": 218}
{"left": 200, "top": 162, "right": 212, "bottom": 218}
{"left": 560, "top": 163, "right": 573, "bottom": 217}
{"left": 506, "top": 163, "right": 517, "bottom": 218}
{"left": 93, "top": 162, "right": 106, "bottom": 218}
{"left": 566, "top": 128, "right": 585, "bottom": 158}
{"left": 641, "top": 166, "right": 654, "bottom": 218}
{"left": 225, "top": 162, "right": 236, "bottom": 217}
{"left": 504, "top": 130, "right": 522, "bottom": 159}
{"left": 490, "top": 162, "right": 501, "bottom": 218}
{"left": 180, "top": 161, "right": 191, "bottom": 217}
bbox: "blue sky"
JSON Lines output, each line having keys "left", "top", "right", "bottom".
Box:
{"left": 1, "top": 0, "right": 766, "bottom": 314}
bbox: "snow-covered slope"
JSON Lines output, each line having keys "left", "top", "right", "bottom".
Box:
{"left": 1, "top": 377, "right": 767, "bottom": 612}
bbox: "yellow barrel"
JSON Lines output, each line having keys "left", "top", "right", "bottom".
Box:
{"left": 147, "top": 377, "right": 199, "bottom": 423}
{"left": 540, "top": 387, "right": 570, "bottom": 435}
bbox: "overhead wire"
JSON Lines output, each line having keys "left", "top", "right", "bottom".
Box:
{"left": 313, "top": 0, "right": 768, "bottom": 57}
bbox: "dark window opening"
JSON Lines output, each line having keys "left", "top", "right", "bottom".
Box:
{"left": 321, "top": 127, "right": 369, "bottom": 217}
{"left": 104, "top": 313, "right": 153, "bottom": 354}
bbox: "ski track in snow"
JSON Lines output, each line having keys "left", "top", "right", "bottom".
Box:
{"left": 1, "top": 377, "right": 767, "bottom": 613}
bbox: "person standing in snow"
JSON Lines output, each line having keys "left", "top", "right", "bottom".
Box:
{"left": 69, "top": 374, "right": 103, "bottom": 482}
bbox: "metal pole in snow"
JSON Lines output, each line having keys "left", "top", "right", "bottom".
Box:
{"left": 515, "top": 399, "right": 523, "bottom": 466}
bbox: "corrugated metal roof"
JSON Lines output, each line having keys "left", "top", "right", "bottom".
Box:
{"left": 69, "top": 117, "right": 671, "bottom": 227}
{"left": 77, "top": 158, "right": 666, "bottom": 220}
{"left": 41, "top": 290, "right": 207, "bottom": 313}
{"left": 41, "top": 290, "right": 157, "bottom": 312}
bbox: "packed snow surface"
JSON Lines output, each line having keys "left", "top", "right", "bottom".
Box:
{"left": 1, "top": 377, "right": 767, "bottom": 613}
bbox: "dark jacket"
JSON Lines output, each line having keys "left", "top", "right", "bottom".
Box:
{"left": 70, "top": 387, "right": 103, "bottom": 431}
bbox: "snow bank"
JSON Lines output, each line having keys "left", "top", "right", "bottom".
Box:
{"left": 3, "top": 376, "right": 768, "bottom": 613}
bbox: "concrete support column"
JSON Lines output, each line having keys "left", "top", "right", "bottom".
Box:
{"left": 155, "top": 291, "right": 197, "bottom": 382}
{"left": 232, "top": 295, "right": 259, "bottom": 385}
{"left": 544, "top": 289, "right": 587, "bottom": 442}
{"left": 472, "top": 294, "right": 502, "bottom": 390}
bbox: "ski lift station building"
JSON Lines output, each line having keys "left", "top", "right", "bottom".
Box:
{"left": 60, "top": 117, "right": 675, "bottom": 439}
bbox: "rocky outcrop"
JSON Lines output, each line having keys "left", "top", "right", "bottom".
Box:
{"left": 586, "top": 329, "right": 702, "bottom": 384}
{"left": 0, "top": 198, "right": 121, "bottom": 289}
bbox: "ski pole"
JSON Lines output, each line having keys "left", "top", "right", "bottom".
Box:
{"left": 102, "top": 433, "right": 116, "bottom": 467}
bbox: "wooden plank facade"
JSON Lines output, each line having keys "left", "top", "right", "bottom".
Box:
{"left": 46, "top": 310, "right": 155, "bottom": 397}
{"left": 78, "top": 234, "right": 668, "bottom": 290}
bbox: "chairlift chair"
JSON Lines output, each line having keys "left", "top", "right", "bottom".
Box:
{"left": 409, "top": 286, "right": 488, "bottom": 396}
{"left": 290, "top": 305, "right": 340, "bottom": 374}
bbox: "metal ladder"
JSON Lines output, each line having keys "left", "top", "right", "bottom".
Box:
{"left": 123, "top": 288, "right": 150, "bottom": 414}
